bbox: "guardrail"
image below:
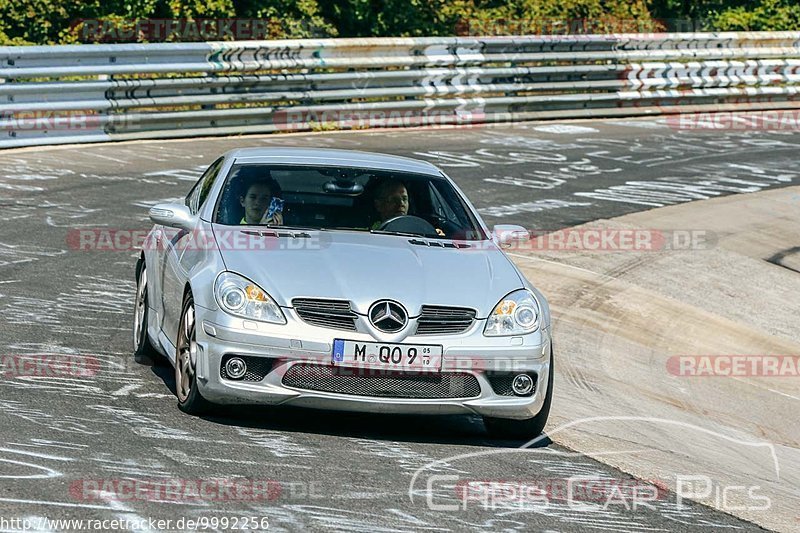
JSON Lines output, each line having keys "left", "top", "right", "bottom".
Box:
{"left": 1, "top": 32, "right": 800, "bottom": 149}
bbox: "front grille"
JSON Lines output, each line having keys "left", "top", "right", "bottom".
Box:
{"left": 220, "top": 354, "right": 274, "bottom": 382}
{"left": 486, "top": 372, "right": 537, "bottom": 397}
{"left": 282, "top": 363, "right": 481, "bottom": 399}
{"left": 293, "top": 298, "right": 358, "bottom": 331}
{"left": 416, "top": 305, "right": 476, "bottom": 335}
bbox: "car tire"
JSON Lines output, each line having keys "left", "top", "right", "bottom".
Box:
{"left": 175, "top": 291, "right": 213, "bottom": 415}
{"left": 133, "top": 260, "right": 162, "bottom": 365}
{"left": 483, "top": 346, "right": 554, "bottom": 440}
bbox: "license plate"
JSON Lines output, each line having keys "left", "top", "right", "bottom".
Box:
{"left": 332, "top": 340, "right": 442, "bottom": 371}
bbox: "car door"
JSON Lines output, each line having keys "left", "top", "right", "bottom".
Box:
{"left": 160, "top": 157, "right": 224, "bottom": 345}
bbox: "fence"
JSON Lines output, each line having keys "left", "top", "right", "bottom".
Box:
{"left": 1, "top": 32, "right": 800, "bottom": 148}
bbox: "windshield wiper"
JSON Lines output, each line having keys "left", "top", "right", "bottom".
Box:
{"left": 370, "top": 229, "right": 428, "bottom": 238}
{"left": 260, "top": 224, "right": 327, "bottom": 231}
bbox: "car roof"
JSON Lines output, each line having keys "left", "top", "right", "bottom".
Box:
{"left": 227, "top": 147, "right": 443, "bottom": 177}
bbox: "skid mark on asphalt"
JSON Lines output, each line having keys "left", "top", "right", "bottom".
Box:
{"left": 0, "top": 377, "right": 110, "bottom": 399}
{"left": 143, "top": 165, "right": 206, "bottom": 182}
{"left": 0, "top": 498, "right": 114, "bottom": 511}
{"left": 0, "top": 439, "right": 83, "bottom": 484}
{"left": 44, "top": 204, "right": 104, "bottom": 227}
{"left": 9, "top": 439, "right": 88, "bottom": 451}
{"left": 478, "top": 199, "right": 592, "bottom": 218}
{"left": 606, "top": 120, "right": 668, "bottom": 129}
{"left": 89, "top": 454, "right": 174, "bottom": 478}
{"left": 156, "top": 447, "right": 264, "bottom": 468}
{"left": 0, "top": 242, "right": 67, "bottom": 268}
{"left": 346, "top": 438, "right": 467, "bottom": 475}
{"left": 258, "top": 135, "right": 364, "bottom": 148}
{"left": 256, "top": 504, "right": 447, "bottom": 533}
{"left": 0, "top": 400, "right": 110, "bottom": 435}
{"left": 0, "top": 200, "right": 103, "bottom": 226}
{"left": 414, "top": 129, "right": 800, "bottom": 217}
{"left": 86, "top": 405, "right": 195, "bottom": 441}
{"left": 0, "top": 275, "right": 134, "bottom": 337}
{"left": 0, "top": 342, "right": 149, "bottom": 393}
{"left": 533, "top": 124, "right": 600, "bottom": 134}
{"left": 131, "top": 197, "right": 183, "bottom": 209}
{"left": 0, "top": 457, "right": 63, "bottom": 480}
{"left": 235, "top": 428, "right": 316, "bottom": 458}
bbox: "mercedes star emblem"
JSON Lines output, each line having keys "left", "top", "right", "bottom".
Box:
{"left": 368, "top": 300, "right": 408, "bottom": 332}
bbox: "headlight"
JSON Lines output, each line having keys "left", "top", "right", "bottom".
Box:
{"left": 214, "top": 272, "right": 286, "bottom": 324}
{"left": 484, "top": 289, "right": 540, "bottom": 336}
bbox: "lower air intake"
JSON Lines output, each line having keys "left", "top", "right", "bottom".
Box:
{"left": 281, "top": 363, "right": 480, "bottom": 399}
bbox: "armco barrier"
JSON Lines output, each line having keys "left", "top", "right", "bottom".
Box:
{"left": 1, "top": 32, "right": 800, "bottom": 148}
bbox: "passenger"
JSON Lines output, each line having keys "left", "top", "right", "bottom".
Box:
{"left": 239, "top": 178, "right": 283, "bottom": 225}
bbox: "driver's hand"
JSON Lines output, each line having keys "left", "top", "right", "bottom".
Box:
{"left": 270, "top": 212, "right": 283, "bottom": 225}
{"left": 435, "top": 228, "right": 445, "bottom": 237}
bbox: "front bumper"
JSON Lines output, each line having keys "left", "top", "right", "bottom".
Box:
{"left": 192, "top": 305, "right": 552, "bottom": 420}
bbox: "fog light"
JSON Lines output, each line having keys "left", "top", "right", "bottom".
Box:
{"left": 511, "top": 374, "right": 534, "bottom": 395}
{"left": 225, "top": 357, "right": 247, "bottom": 380}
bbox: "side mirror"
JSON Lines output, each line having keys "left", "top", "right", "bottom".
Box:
{"left": 492, "top": 224, "right": 529, "bottom": 249}
{"left": 149, "top": 203, "right": 196, "bottom": 231}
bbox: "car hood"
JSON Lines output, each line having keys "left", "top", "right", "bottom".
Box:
{"left": 213, "top": 226, "right": 524, "bottom": 318}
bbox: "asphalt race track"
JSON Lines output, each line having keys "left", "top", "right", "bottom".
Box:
{"left": 2, "top": 117, "right": 799, "bottom": 532}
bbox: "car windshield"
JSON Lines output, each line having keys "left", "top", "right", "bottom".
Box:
{"left": 213, "top": 164, "right": 487, "bottom": 240}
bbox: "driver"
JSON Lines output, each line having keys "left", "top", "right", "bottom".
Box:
{"left": 371, "top": 178, "right": 409, "bottom": 229}
{"left": 370, "top": 178, "right": 445, "bottom": 236}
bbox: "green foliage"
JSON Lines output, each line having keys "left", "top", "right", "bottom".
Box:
{"left": 316, "top": 0, "right": 656, "bottom": 38}
{"left": 439, "top": 0, "right": 657, "bottom": 36}
{"left": 711, "top": 0, "right": 800, "bottom": 31}
{"left": 0, "top": 0, "right": 334, "bottom": 44}
{"left": 0, "top": 0, "right": 794, "bottom": 46}
{"left": 233, "top": 0, "right": 337, "bottom": 38}
{"left": 0, "top": 0, "right": 99, "bottom": 44}
{"left": 317, "top": 0, "right": 451, "bottom": 37}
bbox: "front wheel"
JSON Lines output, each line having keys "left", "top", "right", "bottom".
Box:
{"left": 175, "top": 292, "right": 213, "bottom": 415}
{"left": 133, "top": 260, "right": 161, "bottom": 365}
{"left": 483, "top": 347, "right": 554, "bottom": 440}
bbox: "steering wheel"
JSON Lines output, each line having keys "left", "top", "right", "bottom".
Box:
{"left": 378, "top": 215, "right": 438, "bottom": 236}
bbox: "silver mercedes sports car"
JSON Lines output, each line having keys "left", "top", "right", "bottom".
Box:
{"left": 133, "top": 148, "right": 553, "bottom": 438}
